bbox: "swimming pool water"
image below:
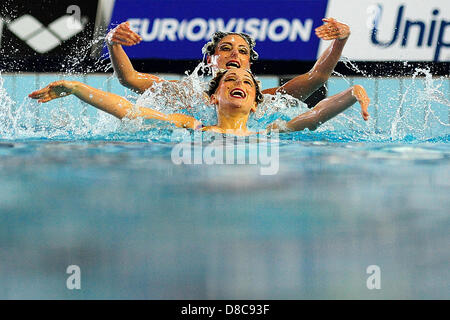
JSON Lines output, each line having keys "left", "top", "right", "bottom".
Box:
{"left": 0, "top": 73, "right": 448, "bottom": 299}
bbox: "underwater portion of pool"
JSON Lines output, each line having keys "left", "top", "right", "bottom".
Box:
{"left": 0, "top": 138, "right": 448, "bottom": 299}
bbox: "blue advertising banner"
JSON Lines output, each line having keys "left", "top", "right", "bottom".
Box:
{"left": 107, "top": 0, "right": 328, "bottom": 61}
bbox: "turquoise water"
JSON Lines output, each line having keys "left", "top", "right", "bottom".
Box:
{"left": 0, "top": 72, "right": 449, "bottom": 299}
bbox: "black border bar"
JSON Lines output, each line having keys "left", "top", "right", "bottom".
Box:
{"left": 1, "top": 57, "right": 447, "bottom": 77}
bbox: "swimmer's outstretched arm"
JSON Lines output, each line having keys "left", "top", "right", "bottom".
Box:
{"left": 107, "top": 22, "right": 170, "bottom": 94}
{"left": 268, "top": 85, "right": 370, "bottom": 132}
{"left": 262, "top": 18, "right": 350, "bottom": 102}
{"left": 28, "top": 81, "right": 201, "bottom": 129}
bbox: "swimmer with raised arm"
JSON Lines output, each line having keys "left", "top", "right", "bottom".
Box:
{"left": 107, "top": 18, "right": 350, "bottom": 102}
{"left": 29, "top": 69, "right": 370, "bottom": 136}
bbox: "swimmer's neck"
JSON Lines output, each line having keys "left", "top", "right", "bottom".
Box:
{"left": 215, "top": 111, "right": 250, "bottom": 132}
{"left": 203, "top": 117, "right": 255, "bottom": 136}
{"left": 200, "top": 109, "right": 258, "bottom": 135}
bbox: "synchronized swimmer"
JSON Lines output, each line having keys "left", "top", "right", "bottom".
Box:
{"left": 105, "top": 17, "right": 355, "bottom": 102}
{"left": 29, "top": 17, "right": 370, "bottom": 136}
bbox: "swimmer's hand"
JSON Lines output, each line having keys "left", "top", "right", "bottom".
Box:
{"left": 28, "top": 80, "right": 75, "bottom": 103}
{"left": 266, "top": 119, "right": 291, "bottom": 132}
{"left": 106, "top": 21, "right": 142, "bottom": 46}
{"left": 315, "top": 18, "right": 350, "bottom": 40}
{"left": 266, "top": 122, "right": 280, "bottom": 131}
{"left": 352, "top": 85, "right": 370, "bottom": 121}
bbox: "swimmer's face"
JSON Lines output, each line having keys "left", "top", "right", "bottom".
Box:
{"left": 211, "top": 69, "right": 257, "bottom": 114}
{"left": 209, "top": 35, "right": 251, "bottom": 70}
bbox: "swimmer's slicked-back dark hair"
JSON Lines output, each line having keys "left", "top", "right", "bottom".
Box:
{"left": 202, "top": 31, "right": 259, "bottom": 62}
{"left": 206, "top": 69, "right": 264, "bottom": 104}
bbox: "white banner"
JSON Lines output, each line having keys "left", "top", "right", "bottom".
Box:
{"left": 319, "top": 0, "right": 450, "bottom": 62}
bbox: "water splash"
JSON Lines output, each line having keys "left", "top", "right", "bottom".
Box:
{"left": 0, "top": 62, "right": 448, "bottom": 143}
{"left": 389, "top": 68, "right": 449, "bottom": 141}
{"left": 135, "top": 63, "right": 212, "bottom": 124}
{"left": 339, "top": 56, "right": 370, "bottom": 78}
{"left": 327, "top": 60, "right": 449, "bottom": 142}
{"left": 133, "top": 61, "right": 310, "bottom": 130}
{"left": 0, "top": 75, "right": 16, "bottom": 138}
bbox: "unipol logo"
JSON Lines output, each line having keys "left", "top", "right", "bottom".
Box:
{"left": 369, "top": 4, "right": 449, "bottom": 61}
{"left": 6, "top": 13, "right": 85, "bottom": 53}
